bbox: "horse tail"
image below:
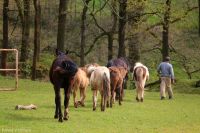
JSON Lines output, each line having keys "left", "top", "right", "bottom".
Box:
{"left": 133, "top": 68, "right": 138, "bottom": 81}
{"left": 103, "top": 72, "right": 110, "bottom": 100}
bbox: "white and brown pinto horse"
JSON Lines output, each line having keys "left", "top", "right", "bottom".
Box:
{"left": 133, "top": 62, "right": 149, "bottom": 102}
{"left": 72, "top": 67, "right": 89, "bottom": 108}
{"left": 88, "top": 66, "right": 110, "bottom": 111}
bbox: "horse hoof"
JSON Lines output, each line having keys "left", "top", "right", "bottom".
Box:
{"left": 54, "top": 115, "right": 58, "bottom": 119}
{"left": 93, "top": 108, "right": 96, "bottom": 111}
{"left": 63, "top": 117, "right": 69, "bottom": 121}
{"left": 136, "top": 97, "right": 139, "bottom": 102}
{"left": 74, "top": 103, "right": 78, "bottom": 108}
{"left": 101, "top": 109, "right": 105, "bottom": 112}
{"left": 58, "top": 118, "right": 63, "bottom": 122}
{"left": 141, "top": 98, "right": 143, "bottom": 102}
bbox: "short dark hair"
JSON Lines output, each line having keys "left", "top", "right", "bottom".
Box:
{"left": 164, "top": 56, "right": 170, "bottom": 61}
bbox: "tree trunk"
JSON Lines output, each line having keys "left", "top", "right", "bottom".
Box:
{"left": 57, "top": 0, "right": 69, "bottom": 51}
{"left": 162, "top": 0, "right": 171, "bottom": 61}
{"left": 108, "top": 33, "right": 114, "bottom": 61}
{"left": 108, "top": 0, "right": 117, "bottom": 61}
{"left": 32, "top": 0, "right": 41, "bottom": 80}
{"left": 127, "top": 1, "right": 144, "bottom": 67}
{"left": 199, "top": 0, "right": 200, "bottom": 36}
{"left": 80, "top": 0, "right": 91, "bottom": 66}
{"left": 20, "top": 0, "right": 30, "bottom": 62}
{"left": 118, "top": 0, "right": 127, "bottom": 58}
{"left": 128, "top": 33, "right": 140, "bottom": 66}
{"left": 1, "top": 0, "right": 9, "bottom": 76}
{"left": 14, "top": 0, "right": 24, "bottom": 25}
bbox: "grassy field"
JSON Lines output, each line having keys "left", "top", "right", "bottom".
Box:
{"left": 0, "top": 77, "right": 200, "bottom": 133}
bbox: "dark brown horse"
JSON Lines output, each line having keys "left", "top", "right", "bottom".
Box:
{"left": 49, "top": 50, "right": 78, "bottom": 122}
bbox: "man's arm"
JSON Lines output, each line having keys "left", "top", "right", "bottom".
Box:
{"left": 170, "top": 65, "right": 175, "bottom": 83}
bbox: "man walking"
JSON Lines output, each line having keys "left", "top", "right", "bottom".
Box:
{"left": 157, "top": 56, "right": 175, "bottom": 100}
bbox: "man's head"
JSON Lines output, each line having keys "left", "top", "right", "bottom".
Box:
{"left": 164, "top": 56, "right": 170, "bottom": 62}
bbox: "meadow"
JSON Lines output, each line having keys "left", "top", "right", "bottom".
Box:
{"left": 0, "top": 77, "right": 200, "bottom": 133}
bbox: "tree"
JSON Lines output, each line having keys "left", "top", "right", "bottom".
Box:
{"left": 20, "top": 0, "right": 31, "bottom": 62}
{"left": 80, "top": 0, "right": 91, "bottom": 66}
{"left": 127, "top": 1, "right": 145, "bottom": 66}
{"left": 1, "top": 0, "right": 9, "bottom": 76}
{"left": 108, "top": 0, "right": 117, "bottom": 61}
{"left": 199, "top": 0, "right": 200, "bottom": 36}
{"left": 162, "top": 0, "right": 171, "bottom": 61}
{"left": 57, "top": 0, "right": 69, "bottom": 51}
{"left": 89, "top": 0, "right": 117, "bottom": 61}
{"left": 118, "top": 0, "right": 127, "bottom": 58}
{"left": 32, "top": 0, "right": 41, "bottom": 80}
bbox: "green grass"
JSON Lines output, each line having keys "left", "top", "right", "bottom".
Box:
{"left": 0, "top": 78, "right": 200, "bottom": 133}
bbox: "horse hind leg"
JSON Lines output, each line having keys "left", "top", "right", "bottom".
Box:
{"left": 64, "top": 88, "right": 71, "bottom": 121}
{"left": 101, "top": 92, "right": 105, "bottom": 111}
{"left": 92, "top": 90, "right": 98, "bottom": 111}
{"left": 73, "top": 88, "right": 78, "bottom": 108}
{"left": 79, "top": 87, "right": 86, "bottom": 107}
{"left": 54, "top": 86, "right": 63, "bottom": 122}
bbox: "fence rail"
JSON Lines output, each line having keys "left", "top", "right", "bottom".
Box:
{"left": 0, "top": 49, "right": 18, "bottom": 91}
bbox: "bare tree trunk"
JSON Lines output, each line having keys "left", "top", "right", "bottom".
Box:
{"left": 108, "top": 34, "right": 114, "bottom": 61}
{"left": 32, "top": 0, "right": 41, "bottom": 80}
{"left": 14, "top": 0, "right": 24, "bottom": 25}
{"left": 199, "top": 0, "right": 200, "bottom": 36}
{"left": 108, "top": 0, "right": 117, "bottom": 61}
{"left": 57, "top": 0, "right": 69, "bottom": 51}
{"left": 20, "top": 0, "right": 30, "bottom": 62}
{"left": 80, "top": 0, "right": 91, "bottom": 66}
{"left": 118, "top": 0, "right": 127, "bottom": 58}
{"left": 1, "top": 0, "right": 9, "bottom": 76}
{"left": 128, "top": 33, "right": 140, "bottom": 66}
{"left": 162, "top": 0, "right": 171, "bottom": 61}
{"left": 127, "top": 2, "right": 144, "bottom": 66}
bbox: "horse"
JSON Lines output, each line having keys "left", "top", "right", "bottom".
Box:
{"left": 88, "top": 66, "right": 110, "bottom": 111}
{"left": 72, "top": 67, "right": 89, "bottom": 108}
{"left": 133, "top": 62, "right": 149, "bottom": 102}
{"left": 109, "top": 66, "right": 128, "bottom": 107}
{"left": 106, "top": 57, "right": 130, "bottom": 100}
{"left": 49, "top": 50, "right": 78, "bottom": 122}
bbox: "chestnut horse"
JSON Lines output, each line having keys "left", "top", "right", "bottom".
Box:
{"left": 107, "top": 57, "right": 130, "bottom": 100}
{"left": 88, "top": 66, "right": 110, "bottom": 111}
{"left": 109, "top": 67, "right": 128, "bottom": 107}
{"left": 133, "top": 62, "right": 149, "bottom": 102}
{"left": 72, "top": 67, "right": 89, "bottom": 108}
{"left": 49, "top": 50, "right": 78, "bottom": 122}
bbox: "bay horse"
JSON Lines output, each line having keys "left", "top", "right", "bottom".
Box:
{"left": 72, "top": 67, "right": 89, "bottom": 108}
{"left": 133, "top": 62, "right": 149, "bottom": 102}
{"left": 88, "top": 66, "right": 110, "bottom": 111}
{"left": 49, "top": 50, "right": 78, "bottom": 122}
{"left": 109, "top": 67, "right": 128, "bottom": 107}
{"left": 106, "top": 57, "right": 130, "bottom": 100}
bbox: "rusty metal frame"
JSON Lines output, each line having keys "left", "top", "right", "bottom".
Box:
{"left": 0, "top": 49, "right": 18, "bottom": 91}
